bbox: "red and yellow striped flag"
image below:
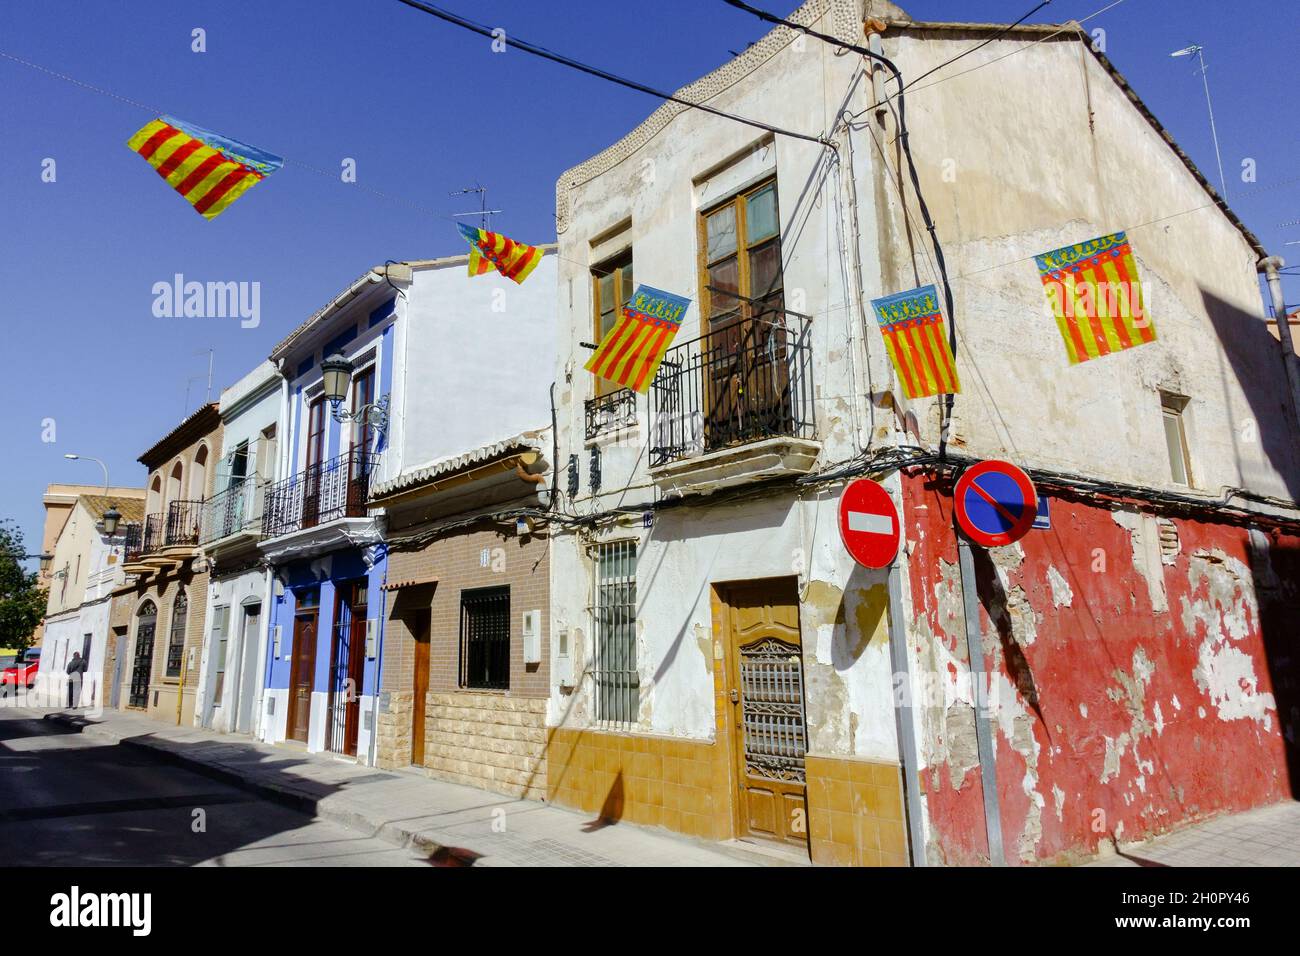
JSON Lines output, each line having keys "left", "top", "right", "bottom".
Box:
{"left": 1035, "top": 231, "right": 1154, "bottom": 364}
{"left": 127, "top": 116, "right": 282, "bottom": 220}
{"left": 586, "top": 285, "right": 691, "bottom": 394}
{"left": 458, "top": 224, "right": 543, "bottom": 284}
{"left": 871, "top": 284, "right": 960, "bottom": 400}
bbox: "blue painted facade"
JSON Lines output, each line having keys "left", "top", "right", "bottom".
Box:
{"left": 259, "top": 285, "right": 400, "bottom": 760}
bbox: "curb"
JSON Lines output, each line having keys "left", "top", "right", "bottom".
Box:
{"left": 42, "top": 711, "right": 446, "bottom": 861}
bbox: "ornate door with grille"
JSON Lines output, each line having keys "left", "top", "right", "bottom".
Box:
{"left": 128, "top": 614, "right": 156, "bottom": 709}
{"left": 720, "top": 577, "right": 808, "bottom": 850}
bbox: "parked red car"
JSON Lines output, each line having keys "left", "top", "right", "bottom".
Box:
{"left": 0, "top": 648, "right": 41, "bottom": 697}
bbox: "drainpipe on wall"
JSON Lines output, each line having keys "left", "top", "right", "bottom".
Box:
{"left": 1259, "top": 256, "right": 1300, "bottom": 434}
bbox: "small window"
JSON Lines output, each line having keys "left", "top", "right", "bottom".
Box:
{"left": 1161, "top": 392, "right": 1192, "bottom": 487}
{"left": 592, "top": 251, "right": 634, "bottom": 396}
{"left": 166, "top": 590, "right": 189, "bottom": 678}
{"left": 459, "top": 586, "right": 510, "bottom": 690}
{"left": 593, "top": 540, "right": 638, "bottom": 724}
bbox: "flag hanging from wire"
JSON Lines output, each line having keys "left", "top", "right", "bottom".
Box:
{"left": 127, "top": 116, "right": 282, "bottom": 220}
{"left": 457, "top": 223, "right": 544, "bottom": 284}
{"left": 585, "top": 285, "right": 691, "bottom": 394}
{"left": 871, "top": 284, "right": 960, "bottom": 400}
{"left": 1035, "top": 231, "right": 1154, "bottom": 364}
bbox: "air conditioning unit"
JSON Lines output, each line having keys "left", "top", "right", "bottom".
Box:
{"left": 522, "top": 610, "right": 541, "bottom": 664}
{"left": 555, "top": 627, "right": 574, "bottom": 690}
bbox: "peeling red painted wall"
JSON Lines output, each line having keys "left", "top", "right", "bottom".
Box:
{"left": 902, "top": 469, "right": 1300, "bottom": 865}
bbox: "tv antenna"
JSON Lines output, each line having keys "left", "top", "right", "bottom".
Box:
{"left": 449, "top": 184, "right": 502, "bottom": 231}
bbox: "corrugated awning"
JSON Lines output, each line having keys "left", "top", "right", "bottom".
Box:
{"left": 381, "top": 576, "right": 439, "bottom": 591}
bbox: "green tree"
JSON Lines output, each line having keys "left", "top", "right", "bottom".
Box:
{"left": 0, "top": 520, "right": 46, "bottom": 655}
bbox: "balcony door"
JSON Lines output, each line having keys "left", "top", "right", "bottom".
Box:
{"left": 302, "top": 396, "right": 326, "bottom": 529}
{"left": 698, "top": 179, "right": 792, "bottom": 450}
{"left": 346, "top": 366, "right": 375, "bottom": 518}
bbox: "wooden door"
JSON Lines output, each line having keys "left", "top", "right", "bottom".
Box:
{"left": 720, "top": 577, "right": 809, "bottom": 850}
{"left": 327, "top": 580, "right": 368, "bottom": 757}
{"left": 411, "top": 609, "right": 431, "bottom": 766}
{"left": 287, "top": 608, "right": 318, "bottom": 743}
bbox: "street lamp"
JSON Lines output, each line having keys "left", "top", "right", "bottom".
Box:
{"left": 64, "top": 453, "right": 109, "bottom": 494}
{"left": 101, "top": 505, "right": 122, "bottom": 536}
{"left": 39, "top": 552, "right": 53, "bottom": 574}
{"left": 319, "top": 353, "right": 389, "bottom": 434}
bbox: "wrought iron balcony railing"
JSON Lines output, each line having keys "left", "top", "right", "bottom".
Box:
{"left": 122, "top": 522, "right": 144, "bottom": 563}
{"left": 648, "top": 309, "right": 814, "bottom": 467}
{"left": 142, "top": 513, "right": 165, "bottom": 556}
{"left": 164, "top": 499, "right": 204, "bottom": 548}
{"left": 261, "top": 450, "right": 379, "bottom": 539}
{"left": 584, "top": 388, "right": 637, "bottom": 441}
{"left": 200, "top": 477, "right": 264, "bottom": 545}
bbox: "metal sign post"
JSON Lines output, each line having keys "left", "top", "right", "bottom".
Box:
{"left": 886, "top": 561, "right": 927, "bottom": 867}
{"left": 957, "top": 532, "right": 1005, "bottom": 866}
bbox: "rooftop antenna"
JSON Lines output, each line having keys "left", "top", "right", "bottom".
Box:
{"left": 449, "top": 183, "right": 503, "bottom": 231}
{"left": 1170, "top": 44, "right": 1228, "bottom": 200}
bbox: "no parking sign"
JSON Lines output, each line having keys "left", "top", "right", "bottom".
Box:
{"left": 954, "top": 460, "right": 1038, "bottom": 547}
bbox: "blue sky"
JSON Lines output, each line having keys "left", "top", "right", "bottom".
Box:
{"left": 1, "top": 0, "right": 1295, "bottom": 552}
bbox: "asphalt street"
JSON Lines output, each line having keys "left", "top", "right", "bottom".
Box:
{"left": 0, "top": 708, "right": 431, "bottom": 866}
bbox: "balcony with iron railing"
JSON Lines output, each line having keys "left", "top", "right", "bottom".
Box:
{"left": 200, "top": 476, "right": 265, "bottom": 547}
{"left": 261, "top": 449, "right": 379, "bottom": 540}
{"left": 121, "top": 499, "right": 204, "bottom": 571}
{"left": 647, "top": 304, "right": 816, "bottom": 496}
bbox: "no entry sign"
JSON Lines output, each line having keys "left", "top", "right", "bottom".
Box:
{"left": 838, "top": 478, "right": 900, "bottom": 568}
{"left": 954, "top": 460, "right": 1038, "bottom": 547}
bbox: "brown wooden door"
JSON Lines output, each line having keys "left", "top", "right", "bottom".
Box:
{"left": 411, "top": 610, "right": 431, "bottom": 766}
{"left": 287, "top": 608, "right": 318, "bottom": 743}
{"left": 720, "top": 577, "right": 809, "bottom": 850}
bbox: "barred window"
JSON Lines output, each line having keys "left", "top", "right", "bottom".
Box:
{"left": 165, "top": 590, "right": 188, "bottom": 678}
{"left": 593, "top": 540, "right": 638, "bottom": 724}
{"left": 459, "top": 586, "right": 510, "bottom": 690}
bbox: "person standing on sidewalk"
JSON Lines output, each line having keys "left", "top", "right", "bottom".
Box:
{"left": 65, "top": 652, "right": 87, "bottom": 708}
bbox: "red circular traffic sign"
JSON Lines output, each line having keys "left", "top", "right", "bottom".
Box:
{"left": 838, "top": 478, "right": 901, "bottom": 569}
{"left": 954, "top": 460, "right": 1038, "bottom": 547}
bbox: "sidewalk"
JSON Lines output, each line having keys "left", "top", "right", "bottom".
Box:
{"left": 1086, "top": 800, "right": 1300, "bottom": 867}
{"left": 31, "top": 706, "right": 768, "bottom": 867}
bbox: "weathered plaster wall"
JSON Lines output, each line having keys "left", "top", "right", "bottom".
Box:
{"left": 874, "top": 29, "right": 1298, "bottom": 501}
{"left": 547, "top": 2, "right": 892, "bottom": 755}
{"left": 901, "top": 470, "right": 1299, "bottom": 864}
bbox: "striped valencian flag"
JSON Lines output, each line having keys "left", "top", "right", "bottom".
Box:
{"left": 585, "top": 285, "right": 691, "bottom": 394}
{"left": 871, "top": 284, "right": 960, "bottom": 400}
{"left": 127, "top": 116, "right": 282, "bottom": 220}
{"left": 1036, "top": 231, "right": 1154, "bottom": 364}
{"left": 457, "top": 223, "right": 544, "bottom": 284}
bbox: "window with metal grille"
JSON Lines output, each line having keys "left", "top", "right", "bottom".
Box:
{"left": 459, "top": 586, "right": 510, "bottom": 690}
{"left": 593, "top": 540, "right": 638, "bottom": 724}
{"left": 165, "top": 590, "right": 188, "bottom": 678}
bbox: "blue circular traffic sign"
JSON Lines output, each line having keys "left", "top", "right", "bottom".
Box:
{"left": 954, "top": 460, "right": 1038, "bottom": 547}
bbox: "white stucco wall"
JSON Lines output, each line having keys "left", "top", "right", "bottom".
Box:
{"left": 397, "top": 254, "right": 558, "bottom": 475}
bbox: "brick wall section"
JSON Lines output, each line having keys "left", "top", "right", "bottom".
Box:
{"left": 378, "top": 520, "right": 550, "bottom": 797}
{"left": 422, "top": 692, "right": 547, "bottom": 800}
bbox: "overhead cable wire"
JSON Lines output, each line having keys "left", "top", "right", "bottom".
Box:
{"left": 391, "top": 0, "right": 836, "bottom": 150}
